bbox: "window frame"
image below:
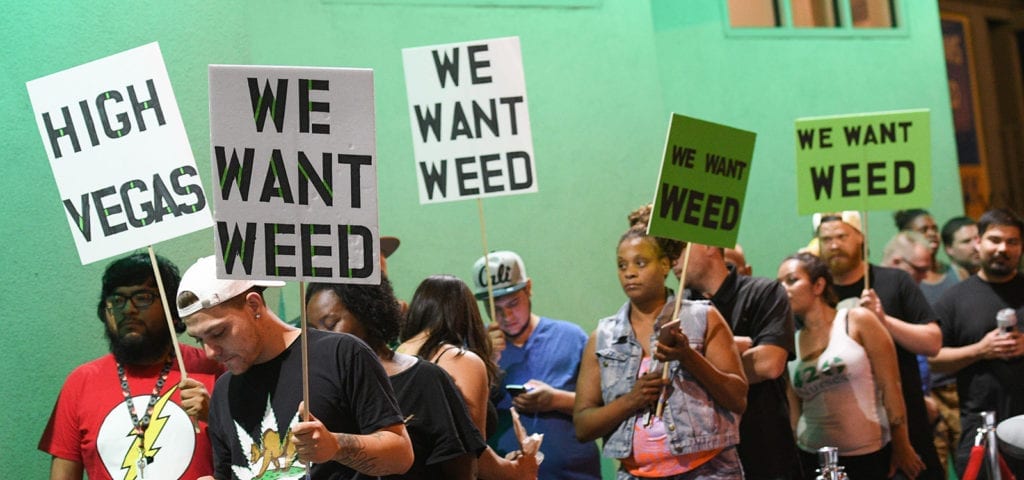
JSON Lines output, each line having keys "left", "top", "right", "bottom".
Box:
{"left": 723, "top": 0, "right": 908, "bottom": 38}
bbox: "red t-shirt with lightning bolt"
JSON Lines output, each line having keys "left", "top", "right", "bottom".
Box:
{"left": 39, "top": 345, "right": 223, "bottom": 479}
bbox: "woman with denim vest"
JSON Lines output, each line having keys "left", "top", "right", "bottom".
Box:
{"left": 575, "top": 206, "right": 748, "bottom": 479}
{"left": 777, "top": 252, "right": 924, "bottom": 479}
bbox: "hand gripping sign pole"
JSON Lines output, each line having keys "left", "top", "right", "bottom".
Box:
{"left": 101, "top": 250, "right": 196, "bottom": 433}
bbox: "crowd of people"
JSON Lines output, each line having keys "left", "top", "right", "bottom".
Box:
{"left": 37, "top": 205, "right": 1024, "bottom": 479}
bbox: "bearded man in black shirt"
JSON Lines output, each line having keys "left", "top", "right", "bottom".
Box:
{"left": 932, "top": 208, "right": 1024, "bottom": 478}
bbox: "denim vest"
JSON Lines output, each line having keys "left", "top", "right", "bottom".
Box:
{"left": 595, "top": 298, "right": 741, "bottom": 459}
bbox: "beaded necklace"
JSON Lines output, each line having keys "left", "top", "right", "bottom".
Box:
{"left": 117, "top": 356, "right": 173, "bottom": 478}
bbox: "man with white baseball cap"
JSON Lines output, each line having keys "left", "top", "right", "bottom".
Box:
{"left": 816, "top": 211, "right": 944, "bottom": 479}
{"left": 473, "top": 251, "right": 600, "bottom": 480}
{"left": 178, "top": 255, "right": 412, "bottom": 479}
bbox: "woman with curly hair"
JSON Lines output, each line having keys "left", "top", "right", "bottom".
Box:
{"left": 574, "top": 205, "right": 748, "bottom": 479}
{"left": 306, "top": 279, "right": 486, "bottom": 479}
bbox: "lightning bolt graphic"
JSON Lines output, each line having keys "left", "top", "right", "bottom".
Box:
{"left": 119, "top": 385, "right": 179, "bottom": 480}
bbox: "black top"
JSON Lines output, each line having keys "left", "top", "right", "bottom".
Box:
{"left": 692, "top": 268, "right": 800, "bottom": 478}
{"left": 361, "top": 358, "right": 486, "bottom": 480}
{"left": 208, "top": 329, "right": 403, "bottom": 479}
{"left": 833, "top": 264, "right": 944, "bottom": 478}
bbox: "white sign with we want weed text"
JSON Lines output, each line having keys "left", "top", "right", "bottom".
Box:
{"left": 26, "top": 42, "right": 212, "bottom": 264}
{"left": 209, "top": 65, "right": 380, "bottom": 284}
{"left": 403, "top": 36, "right": 537, "bottom": 204}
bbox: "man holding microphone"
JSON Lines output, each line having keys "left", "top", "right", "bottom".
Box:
{"left": 931, "top": 208, "right": 1024, "bottom": 476}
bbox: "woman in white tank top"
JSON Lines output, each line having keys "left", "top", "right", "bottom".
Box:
{"left": 777, "top": 252, "right": 925, "bottom": 479}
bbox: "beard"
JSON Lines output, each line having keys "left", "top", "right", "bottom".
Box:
{"left": 825, "top": 253, "right": 857, "bottom": 278}
{"left": 821, "top": 241, "right": 863, "bottom": 279}
{"left": 981, "top": 253, "right": 1018, "bottom": 279}
{"left": 105, "top": 323, "right": 172, "bottom": 365}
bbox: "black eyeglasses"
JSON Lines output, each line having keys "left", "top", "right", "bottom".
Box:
{"left": 105, "top": 291, "right": 159, "bottom": 311}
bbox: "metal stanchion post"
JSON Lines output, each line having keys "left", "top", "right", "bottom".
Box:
{"left": 816, "top": 446, "right": 848, "bottom": 480}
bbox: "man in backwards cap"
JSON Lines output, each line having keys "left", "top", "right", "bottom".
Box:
{"left": 473, "top": 251, "right": 600, "bottom": 480}
{"left": 39, "top": 252, "right": 222, "bottom": 479}
{"left": 178, "top": 256, "right": 412, "bottom": 479}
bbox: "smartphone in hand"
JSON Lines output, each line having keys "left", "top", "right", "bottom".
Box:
{"left": 505, "top": 384, "right": 529, "bottom": 397}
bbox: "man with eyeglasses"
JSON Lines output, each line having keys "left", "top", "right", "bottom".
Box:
{"left": 39, "top": 252, "right": 224, "bottom": 479}
{"left": 817, "top": 211, "right": 944, "bottom": 479}
{"left": 882, "top": 230, "right": 959, "bottom": 470}
{"left": 473, "top": 251, "right": 600, "bottom": 480}
{"left": 882, "top": 231, "right": 939, "bottom": 297}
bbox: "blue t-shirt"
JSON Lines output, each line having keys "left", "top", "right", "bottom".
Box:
{"left": 490, "top": 317, "right": 600, "bottom": 480}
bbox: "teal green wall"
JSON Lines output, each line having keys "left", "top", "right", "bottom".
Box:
{"left": 0, "top": 1, "right": 958, "bottom": 476}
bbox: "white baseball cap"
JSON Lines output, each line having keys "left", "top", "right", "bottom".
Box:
{"left": 813, "top": 211, "right": 863, "bottom": 234}
{"left": 176, "top": 256, "right": 285, "bottom": 317}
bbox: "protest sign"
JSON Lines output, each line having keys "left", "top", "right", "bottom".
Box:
{"left": 27, "top": 42, "right": 212, "bottom": 264}
{"left": 209, "top": 65, "right": 379, "bottom": 283}
{"left": 795, "top": 109, "right": 931, "bottom": 215}
{"left": 403, "top": 36, "right": 536, "bottom": 204}
{"left": 648, "top": 114, "right": 756, "bottom": 249}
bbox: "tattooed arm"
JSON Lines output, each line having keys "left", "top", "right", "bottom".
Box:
{"left": 847, "top": 307, "right": 924, "bottom": 479}
{"left": 291, "top": 403, "right": 413, "bottom": 476}
{"left": 331, "top": 423, "right": 413, "bottom": 475}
